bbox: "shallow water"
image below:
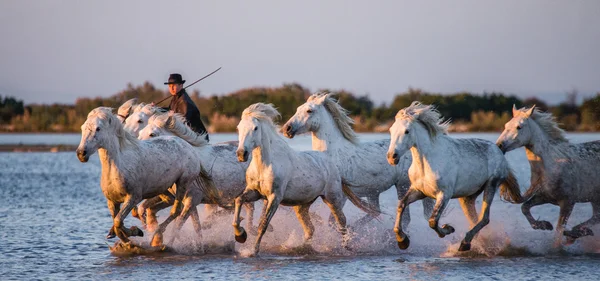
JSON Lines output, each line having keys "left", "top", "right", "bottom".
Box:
{"left": 1, "top": 133, "right": 600, "bottom": 280}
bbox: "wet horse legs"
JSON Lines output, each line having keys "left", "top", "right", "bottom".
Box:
{"left": 394, "top": 188, "right": 426, "bottom": 249}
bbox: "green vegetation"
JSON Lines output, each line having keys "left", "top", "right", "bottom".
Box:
{"left": 2, "top": 82, "right": 599, "bottom": 132}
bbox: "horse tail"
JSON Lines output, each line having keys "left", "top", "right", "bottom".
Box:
{"left": 499, "top": 169, "right": 524, "bottom": 203}
{"left": 342, "top": 183, "right": 381, "bottom": 217}
{"left": 195, "top": 166, "right": 229, "bottom": 208}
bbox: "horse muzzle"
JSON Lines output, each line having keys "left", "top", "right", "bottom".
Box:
{"left": 76, "top": 149, "right": 89, "bottom": 162}
{"left": 496, "top": 141, "right": 508, "bottom": 154}
{"left": 236, "top": 149, "right": 249, "bottom": 162}
{"left": 387, "top": 151, "right": 399, "bottom": 166}
{"left": 282, "top": 124, "right": 296, "bottom": 139}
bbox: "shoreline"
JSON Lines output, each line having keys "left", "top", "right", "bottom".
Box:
{"left": 0, "top": 144, "right": 78, "bottom": 152}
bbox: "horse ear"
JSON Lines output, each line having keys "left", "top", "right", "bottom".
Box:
{"left": 512, "top": 104, "right": 519, "bottom": 116}
{"left": 525, "top": 105, "right": 536, "bottom": 117}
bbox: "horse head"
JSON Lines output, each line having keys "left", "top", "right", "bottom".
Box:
{"left": 77, "top": 107, "right": 119, "bottom": 162}
{"left": 387, "top": 102, "right": 448, "bottom": 165}
{"left": 124, "top": 104, "right": 161, "bottom": 137}
{"left": 237, "top": 103, "right": 279, "bottom": 162}
{"left": 282, "top": 93, "right": 329, "bottom": 138}
{"left": 496, "top": 105, "right": 537, "bottom": 153}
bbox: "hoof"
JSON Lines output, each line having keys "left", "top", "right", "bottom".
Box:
{"left": 564, "top": 226, "right": 594, "bottom": 239}
{"left": 442, "top": 224, "right": 455, "bottom": 234}
{"left": 106, "top": 228, "right": 116, "bottom": 239}
{"left": 532, "top": 220, "right": 553, "bottom": 231}
{"left": 397, "top": 237, "right": 410, "bottom": 250}
{"left": 151, "top": 233, "right": 163, "bottom": 247}
{"left": 235, "top": 228, "right": 248, "bottom": 243}
{"left": 129, "top": 226, "right": 144, "bottom": 237}
{"left": 458, "top": 241, "right": 471, "bottom": 251}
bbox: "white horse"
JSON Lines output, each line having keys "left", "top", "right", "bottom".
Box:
{"left": 496, "top": 105, "right": 600, "bottom": 245}
{"left": 282, "top": 93, "right": 434, "bottom": 228}
{"left": 76, "top": 107, "right": 209, "bottom": 247}
{"left": 387, "top": 102, "right": 523, "bottom": 251}
{"left": 233, "top": 103, "right": 379, "bottom": 255}
{"left": 137, "top": 111, "right": 260, "bottom": 233}
{"left": 123, "top": 103, "right": 163, "bottom": 137}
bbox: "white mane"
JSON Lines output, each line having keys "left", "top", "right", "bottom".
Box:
{"left": 516, "top": 106, "right": 567, "bottom": 143}
{"left": 396, "top": 101, "right": 450, "bottom": 138}
{"left": 242, "top": 103, "right": 281, "bottom": 132}
{"left": 308, "top": 92, "right": 358, "bottom": 144}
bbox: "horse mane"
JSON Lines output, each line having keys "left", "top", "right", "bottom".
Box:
{"left": 517, "top": 106, "right": 567, "bottom": 143}
{"left": 242, "top": 103, "right": 281, "bottom": 129}
{"left": 396, "top": 101, "right": 450, "bottom": 139}
{"left": 148, "top": 111, "right": 209, "bottom": 147}
{"left": 308, "top": 92, "right": 358, "bottom": 144}
{"left": 88, "top": 107, "right": 139, "bottom": 150}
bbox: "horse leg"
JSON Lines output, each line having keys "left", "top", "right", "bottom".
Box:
{"left": 564, "top": 202, "right": 600, "bottom": 243}
{"left": 106, "top": 200, "right": 120, "bottom": 239}
{"left": 253, "top": 194, "right": 281, "bottom": 255}
{"left": 553, "top": 200, "right": 574, "bottom": 247}
{"left": 521, "top": 194, "right": 553, "bottom": 230}
{"left": 113, "top": 196, "right": 144, "bottom": 243}
{"left": 429, "top": 192, "right": 454, "bottom": 239}
{"left": 458, "top": 195, "right": 478, "bottom": 228}
{"left": 145, "top": 201, "right": 171, "bottom": 233}
{"left": 459, "top": 182, "right": 496, "bottom": 251}
{"left": 245, "top": 202, "right": 259, "bottom": 235}
{"left": 150, "top": 198, "right": 183, "bottom": 247}
{"left": 394, "top": 189, "right": 425, "bottom": 249}
{"left": 168, "top": 196, "right": 195, "bottom": 245}
{"left": 350, "top": 194, "right": 381, "bottom": 230}
{"left": 321, "top": 194, "right": 350, "bottom": 249}
{"left": 233, "top": 189, "right": 260, "bottom": 243}
{"left": 202, "top": 204, "right": 219, "bottom": 230}
{"left": 293, "top": 204, "right": 315, "bottom": 246}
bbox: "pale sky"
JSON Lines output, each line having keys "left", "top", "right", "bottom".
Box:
{"left": 1, "top": 0, "right": 599, "bottom": 105}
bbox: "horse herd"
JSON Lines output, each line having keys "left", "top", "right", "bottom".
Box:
{"left": 76, "top": 93, "right": 600, "bottom": 256}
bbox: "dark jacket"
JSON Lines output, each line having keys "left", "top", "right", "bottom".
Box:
{"left": 168, "top": 90, "right": 209, "bottom": 141}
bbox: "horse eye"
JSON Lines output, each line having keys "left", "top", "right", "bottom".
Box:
{"left": 405, "top": 129, "right": 409, "bottom": 134}
{"left": 254, "top": 127, "right": 258, "bottom": 131}
{"left": 517, "top": 125, "right": 522, "bottom": 130}
{"left": 149, "top": 133, "right": 156, "bottom": 137}
{"left": 307, "top": 109, "right": 313, "bottom": 114}
{"left": 137, "top": 120, "right": 143, "bottom": 124}
{"left": 96, "top": 127, "right": 100, "bottom": 132}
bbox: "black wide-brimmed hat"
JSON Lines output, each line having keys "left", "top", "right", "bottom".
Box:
{"left": 164, "top": 73, "right": 186, "bottom": 85}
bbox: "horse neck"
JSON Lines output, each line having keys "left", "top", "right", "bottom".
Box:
{"left": 524, "top": 123, "right": 568, "bottom": 173}
{"left": 408, "top": 126, "right": 441, "bottom": 170}
{"left": 311, "top": 112, "right": 353, "bottom": 152}
{"left": 253, "top": 125, "right": 292, "bottom": 167}
{"left": 98, "top": 133, "right": 123, "bottom": 174}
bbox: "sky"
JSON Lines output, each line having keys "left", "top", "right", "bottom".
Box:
{"left": 1, "top": 0, "right": 599, "bottom": 105}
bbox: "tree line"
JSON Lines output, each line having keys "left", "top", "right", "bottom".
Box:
{"left": 2, "top": 82, "right": 599, "bottom": 132}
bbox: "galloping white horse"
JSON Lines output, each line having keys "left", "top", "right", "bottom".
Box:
{"left": 76, "top": 107, "right": 209, "bottom": 247}
{"left": 137, "top": 111, "right": 259, "bottom": 233}
{"left": 282, "top": 93, "right": 433, "bottom": 227}
{"left": 496, "top": 105, "right": 600, "bottom": 245}
{"left": 387, "top": 102, "right": 523, "bottom": 251}
{"left": 233, "top": 103, "right": 379, "bottom": 255}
